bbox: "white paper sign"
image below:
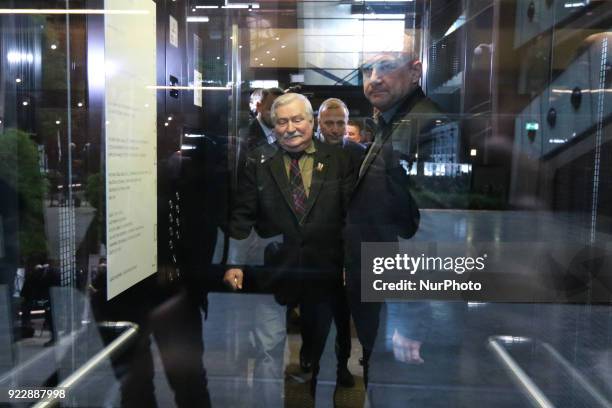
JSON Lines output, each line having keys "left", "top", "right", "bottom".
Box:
{"left": 194, "top": 70, "right": 202, "bottom": 107}
{"left": 105, "top": 0, "right": 157, "bottom": 299}
{"left": 169, "top": 15, "right": 178, "bottom": 47}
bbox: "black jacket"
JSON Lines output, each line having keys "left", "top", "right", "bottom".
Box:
{"left": 229, "top": 139, "right": 355, "bottom": 304}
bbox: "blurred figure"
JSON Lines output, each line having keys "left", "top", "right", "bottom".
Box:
{"left": 318, "top": 98, "right": 366, "bottom": 169}
{"left": 344, "top": 39, "right": 444, "bottom": 393}
{"left": 346, "top": 120, "right": 364, "bottom": 144}
{"left": 225, "top": 92, "right": 355, "bottom": 402}
{"left": 242, "top": 87, "right": 284, "bottom": 151}
{"left": 249, "top": 88, "right": 263, "bottom": 118}
{"left": 317, "top": 98, "right": 348, "bottom": 145}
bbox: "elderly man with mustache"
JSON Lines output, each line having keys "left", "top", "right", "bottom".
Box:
{"left": 224, "top": 92, "right": 355, "bottom": 401}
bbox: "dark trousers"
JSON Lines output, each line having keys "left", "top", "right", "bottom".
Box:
{"left": 299, "top": 297, "right": 336, "bottom": 376}
{"left": 300, "top": 287, "right": 352, "bottom": 367}
{"left": 345, "top": 265, "right": 383, "bottom": 387}
{"left": 98, "top": 290, "right": 211, "bottom": 408}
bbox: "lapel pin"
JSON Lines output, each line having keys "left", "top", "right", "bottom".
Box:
{"left": 260, "top": 154, "right": 265, "bottom": 163}
{"left": 316, "top": 162, "right": 324, "bottom": 172}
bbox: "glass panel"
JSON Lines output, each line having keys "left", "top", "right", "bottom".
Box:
{"left": 0, "top": 0, "right": 611, "bottom": 406}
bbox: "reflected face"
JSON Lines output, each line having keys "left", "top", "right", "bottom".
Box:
{"left": 362, "top": 53, "right": 422, "bottom": 112}
{"left": 274, "top": 100, "right": 314, "bottom": 152}
{"left": 346, "top": 125, "right": 361, "bottom": 143}
{"left": 319, "top": 107, "right": 347, "bottom": 145}
{"left": 257, "top": 93, "right": 279, "bottom": 128}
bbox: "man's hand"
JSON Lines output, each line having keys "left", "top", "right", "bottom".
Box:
{"left": 224, "top": 268, "right": 244, "bottom": 290}
{"left": 392, "top": 329, "right": 424, "bottom": 364}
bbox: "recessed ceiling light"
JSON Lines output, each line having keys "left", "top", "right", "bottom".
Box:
{"left": 281, "top": 45, "right": 286, "bottom": 48}
{"left": 55, "top": 120, "right": 61, "bottom": 124}
{"left": 50, "top": 44, "right": 57, "bottom": 50}
{"left": 22, "top": 101, "right": 28, "bottom": 106}
{"left": 77, "top": 102, "right": 83, "bottom": 107}
{"left": 259, "top": 63, "right": 263, "bottom": 66}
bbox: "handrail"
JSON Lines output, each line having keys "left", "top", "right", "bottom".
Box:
{"left": 32, "top": 321, "right": 139, "bottom": 408}
{"left": 488, "top": 335, "right": 612, "bottom": 408}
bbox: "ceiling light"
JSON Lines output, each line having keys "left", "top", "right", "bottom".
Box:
{"left": 186, "top": 16, "right": 209, "bottom": 22}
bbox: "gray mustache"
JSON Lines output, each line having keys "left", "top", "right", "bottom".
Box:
{"left": 280, "top": 131, "right": 304, "bottom": 140}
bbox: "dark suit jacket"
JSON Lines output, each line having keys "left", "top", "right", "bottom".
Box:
{"left": 229, "top": 139, "right": 355, "bottom": 304}
{"left": 245, "top": 119, "right": 269, "bottom": 150}
{"left": 340, "top": 139, "right": 366, "bottom": 171}
{"left": 344, "top": 87, "right": 446, "bottom": 341}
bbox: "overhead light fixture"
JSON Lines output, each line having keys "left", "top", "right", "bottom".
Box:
{"left": 55, "top": 120, "right": 61, "bottom": 125}
{"left": 222, "top": 3, "right": 259, "bottom": 9}
{"left": 7, "top": 51, "right": 34, "bottom": 64}
{"left": 22, "top": 101, "right": 29, "bottom": 106}
{"left": 15, "top": 78, "right": 21, "bottom": 83}
{"left": 50, "top": 44, "right": 57, "bottom": 50}
{"left": 470, "top": 149, "right": 477, "bottom": 157}
{"left": 195, "top": 5, "right": 220, "bottom": 9}
{"left": 77, "top": 102, "right": 83, "bottom": 107}
{"left": 186, "top": 16, "right": 209, "bottom": 22}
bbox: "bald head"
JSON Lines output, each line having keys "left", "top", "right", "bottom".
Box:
{"left": 361, "top": 34, "right": 422, "bottom": 111}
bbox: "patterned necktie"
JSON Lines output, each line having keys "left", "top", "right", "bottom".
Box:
{"left": 287, "top": 151, "right": 307, "bottom": 216}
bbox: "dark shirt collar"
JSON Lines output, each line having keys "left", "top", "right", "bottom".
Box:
{"left": 379, "top": 86, "right": 424, "bottom": 126}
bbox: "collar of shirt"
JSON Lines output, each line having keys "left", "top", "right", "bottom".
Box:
{"left": 280, "top": 139, "right": 316, "bottom": 156}
{"left": 379, "top": 103, "right": 400, "bottom": 126}
{"left": 257, "top": 116, "right": 276, "bottom": 144}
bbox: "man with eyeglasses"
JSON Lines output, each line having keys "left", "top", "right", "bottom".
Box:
{"left": 345, "top": 44, "right": 444, "bottom": 392}
{"left": 224, "top": 92, "right": 355, "bottom": 402}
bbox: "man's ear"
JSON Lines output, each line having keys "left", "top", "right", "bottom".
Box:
{"left": 410, "top": 61, "right": 423, "bottom": 84}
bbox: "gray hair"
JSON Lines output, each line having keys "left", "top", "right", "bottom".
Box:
{"left": 270, "top": 93, "right": 314, "bottom": 124}
{"left": 318, "top": 98, "right": 349, "bottom": 120}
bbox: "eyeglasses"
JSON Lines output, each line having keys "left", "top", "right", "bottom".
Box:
{"left": 360, "top": 58, "right": 412, "bottom": 78}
